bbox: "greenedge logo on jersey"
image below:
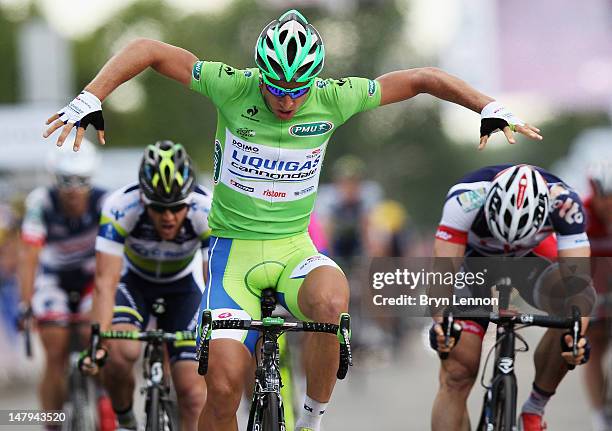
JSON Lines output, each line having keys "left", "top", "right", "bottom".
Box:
{"left": 213, "top": 140, "right": 222, "bottom": 184}
{"left": 289, "top": 121, "right": 334, "bottom": 137}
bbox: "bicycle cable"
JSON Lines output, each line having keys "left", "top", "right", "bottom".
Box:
{"left": 478, "top": 328, "right": 530, "bottom": 390}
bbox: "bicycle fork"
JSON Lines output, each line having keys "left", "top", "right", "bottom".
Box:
{"left": 481, "top": 322, "right": 518, "bottom": 430}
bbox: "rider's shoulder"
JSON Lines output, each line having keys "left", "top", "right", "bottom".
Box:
{"left": 102, "top": 183, "right": 142, "bottom": 214}
{"left": 24, "top": 186, "right": 51, "bottom": 208}
{"left": 191, "top": 185, "right": 212, "bottom": 213}
{"left": 193, "top": 61, "right": 259, "bottom": 84}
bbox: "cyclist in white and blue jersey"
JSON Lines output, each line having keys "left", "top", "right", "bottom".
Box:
{"left": 89, "top": 141, "right": 211, "bottom": 431}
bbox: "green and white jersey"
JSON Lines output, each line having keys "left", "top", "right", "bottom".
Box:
{"left": 96, "top": 183, "right": 212, "bottom": 283}
{"left": 190, "top": 61, "right": 381, "bottom": 239}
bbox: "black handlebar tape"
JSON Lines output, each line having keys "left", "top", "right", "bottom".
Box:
{"left": 90, "top": 323, "right": 100, "bottom": 357}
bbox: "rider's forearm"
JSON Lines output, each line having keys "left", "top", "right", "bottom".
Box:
{"left": 18, "top": 243, "right": 40, "bottom": 305}
{"left": 415, "top": 67, "right": 494, "bottom": 113}
{"left": 93, "top": 274, "right": 120, "bottom": 331}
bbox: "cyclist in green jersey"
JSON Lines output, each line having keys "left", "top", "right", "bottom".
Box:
{"left": 43, "top": 10, "right": 543, "bottom": 431}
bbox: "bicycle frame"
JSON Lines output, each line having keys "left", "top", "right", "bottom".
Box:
{"left": 196, "top": 289, "right": 352, "bottom": 431}
{"left": 35, "top": 309, "right": 97, "bottom": 431}
{"left": 90, "top": 326, "right": 195, "bottom": 431}
{"left": 248, "top": 320, "right": 287, "bottom": 431}
{"left": 473, "top": 282, "right": 581, "bottom": 430}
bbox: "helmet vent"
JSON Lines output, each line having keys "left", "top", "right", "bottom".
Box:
{"left": 279, "top": 29, "right": 289, "bottom": 44}
{"left": 505, "top": 168, "right": 518, "bottom": 191}
{"left": 265, "top": 36, "right": 274, "bottom": 49}
{"left": 518, "top": 213, "right": 529, "bottom": 229}
{"left": 504, "top": 209, "right": 512, "bottom": 226}
{"left": 296, "top": 61, "right": 313, "bottom": 78}
{"left": 298, "top": 31, "right": 306, "bottom": 45}
{"left": 287, "top": 38, "right": 297, "bottom": 64}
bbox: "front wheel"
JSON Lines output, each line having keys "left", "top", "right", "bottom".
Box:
{"left": 262, "top": 393, "right": 283, "bottom": 431}
{"left": 145, "top": 386, "right": 160, "bottom": 431}
{"left": 477, "top": 375, "right": 517, "bottom": 431}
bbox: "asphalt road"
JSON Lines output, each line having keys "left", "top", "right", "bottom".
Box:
{"left": 0, "top": 324, "right": 593, "bottom": 430}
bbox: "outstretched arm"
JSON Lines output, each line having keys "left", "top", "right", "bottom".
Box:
{"left": 86, "top": 38, "right": 197, "bottom": 100}
{"left": 44, "top": 38, "right": 198, "bottom": 148}
{"left": 376, "top": 67, "right": 542, "bottom": 148}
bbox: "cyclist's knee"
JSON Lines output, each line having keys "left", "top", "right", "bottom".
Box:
{"left": 176, "top": 384, "right": 205, "bottom": 416}
{"left": 107, "top": 333, "right": 141, "bottom": 365}
{"left": 302, "top": 269, "right": 349, "bottom": 322}
{"left": 440, "top": 358, "right": 478, "bottom": 395}
{"left": 173, "top": 363, "right": 206, "bottom": 414}
{"left": 205, "top": 375, "right": 242, "bottom": 417}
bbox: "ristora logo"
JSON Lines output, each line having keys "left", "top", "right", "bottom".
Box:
{"left": 289, "top": 121, "right": 334, "bottom": 137}
{"left": 213, "top": 140, "right": 222, "bottom": 184}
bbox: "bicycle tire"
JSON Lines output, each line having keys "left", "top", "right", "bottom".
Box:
{"left": 262, "top": 393, "right": 281, "bottom": 431}
{"left": 278, "top": 333, "right": 295, "bottom": 431}
{"left": 492, "top": 376, "right": 517, "bottom": 430}
{"left": 145, "top": 386, "right": 160, "bottom": 431}
{"left": 63, "top": 361, "right": 96, "bottom": 431}
{"left": 161, "top": 397, "right": 179, "bottom": 431}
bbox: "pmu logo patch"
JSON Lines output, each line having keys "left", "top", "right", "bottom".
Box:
{"left": 289, "top": 121, "right": 334, "bottom": 137}
{"left": 213, "top": 140, "right": 222, "bottom": 184}
{"left": 368, "top": 79, "right": 377, "bottom": 96}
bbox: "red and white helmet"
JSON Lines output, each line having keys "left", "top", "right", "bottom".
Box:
{"left": 484, "top": 165, "right": 550, "bottom": 246}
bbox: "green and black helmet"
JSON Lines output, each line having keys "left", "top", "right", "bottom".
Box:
{"left": 138, "top": 141, "right": 196, "bottom": 206}
{"left": 255, "top": 9, "right": 325, "bottom": 84}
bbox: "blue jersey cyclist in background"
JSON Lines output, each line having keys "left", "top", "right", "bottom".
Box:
{"left": 431, "top": 164, "right": 593, "bottom": 431}
{"left": 18, "top": 140, "right": 107, "bottom": 429}
{"left": 44, "top": 9, "right": 543, "bottom": 431}
{"left": 83, "top": 141, "right": 211, "bottom": 431}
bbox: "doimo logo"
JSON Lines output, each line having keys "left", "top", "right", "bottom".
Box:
{"left": 289, "top": 121, "right": 334, "bottom": 137}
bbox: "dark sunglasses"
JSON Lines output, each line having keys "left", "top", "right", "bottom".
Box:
{"left": 264, "top": 83, "right": 311, "bottom": 99}
{"left": 56, "top": 175, "right": 91, "bottom": 189}
{"left": 148, "top": 203, "right": 188, "bottom": 214}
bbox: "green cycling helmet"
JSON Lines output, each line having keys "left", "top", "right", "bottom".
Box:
{"left": 138, "top": 141, "right": 196, "bottom": 206}
{"left": 255, "top": 9, "right": 325, "bottom": 84}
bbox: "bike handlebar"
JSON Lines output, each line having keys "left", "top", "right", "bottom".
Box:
{"left": 196, "top": 311, "right": 353, "bottom": 379}
{"left": 97, "top": 328, "right": 197, "bottom": 343}
{"left": 445, "top": 306, "right": 583, "bottom": 369}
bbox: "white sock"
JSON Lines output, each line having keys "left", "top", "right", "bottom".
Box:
{"left": 591, "top": 409, "right": 608, "bottom": 431}
{"left": 295, "top": 395, "right": 328, "bottom": 431}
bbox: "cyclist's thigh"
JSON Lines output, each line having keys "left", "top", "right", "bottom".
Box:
{"left": 157, "top": 274, "right": 202, "bottom": 363}
{"left": 32, "top": 273, "right": 71, "bottom": 360}
{"left": 296, "top": 265, "right": 348, "bottom": 319}
{"left": 199, "top": 236, "right": 261, "bottom": 354}
{"left": 39, "top": 325, "right": 71, "bottom": 363}
{"left": 32, "top": 272, "right": 69, "bottom": 322}
{"left": 276, "top": 239, "right": 343, "bottom": 321}
{"left": 441, "top": 322, "right": 484, "bottom": 380}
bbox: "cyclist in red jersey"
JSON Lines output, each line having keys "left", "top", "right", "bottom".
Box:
{"left": 583, "top": 162, "right": 612, "bottom": 431}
